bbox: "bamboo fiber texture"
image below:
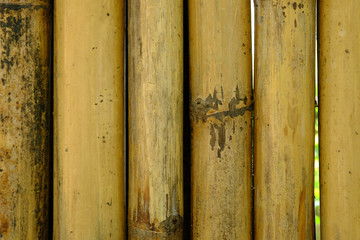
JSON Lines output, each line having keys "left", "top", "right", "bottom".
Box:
{"left": 128, "top": 1, "right": 184, "bottom": 239}
{"left": 54, "top": 1, "right": 125, "bottom": 239}
{"left": 0, "top": 1, "right": 51, "bottom": 239}
{"left": 319, "top": 1, "right": 360, "bottom": 239}
{"left": 254, "top": 1, "right": 315, "bottom": 239}
{"left": 189, "top": 0, "right": 252, "bottom": 239}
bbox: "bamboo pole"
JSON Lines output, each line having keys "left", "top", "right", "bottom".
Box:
{"left": 319, "top": 1, "right": 360, "bottom": 239}
{"left": 254, "top": 1, "right": 315, "bottom": 239}
{"left": 0, "top": 1, "right": 51, "bottom": 239}
{"left": 53, "top": 1, "right": 125, "bottom": 239}
{"left": 128, "top": 1, "right": 183, "bottom": 239}
{"left": 189, "top": 1, "right": 252, "bottom": 239}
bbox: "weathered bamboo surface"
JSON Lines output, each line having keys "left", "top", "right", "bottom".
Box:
{"left": 319, "top": 1, "right": 360, "bottom": 239}
{"left": 128, "top": 1, "right": 183, "bottom": 239}
{"left": 0, "top": 1, "right": 51, "bottom": 239}
{"left": 254, "top": 1, "right": 315, "bottom": 239}
{"left": 54, "top": 1, "right": 125, "bottom": 239}
{"left": 189, "top": 0, "right": 252, "bottom": 239}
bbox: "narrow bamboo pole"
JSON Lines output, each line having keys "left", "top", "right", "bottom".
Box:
{"left": 54, "top": 1, "right": 125, "bottom": 239}
{"left": 0, "top": 1, "right": 51, "bottom": 239}
{"left": 254, "top": 1, "right": 315, "bottom": 239}
{"left": 189, "top": 1, "right": 252, "bottom": 239}
{"left": 128, "top": 1, "right": 183, "bottom": 239}
{"left": 319, "top": 1, "right": 360, "bottom": 239}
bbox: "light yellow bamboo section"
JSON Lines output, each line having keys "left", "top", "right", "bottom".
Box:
{"left": 189, "top": 0, "right": 252, "bottom": 239}
{"left": 319, "top": 1, "right": 360, "bottom": 239}
{"left": 0, "top": 1, "right": 51, "bottom": 239}
{"left": 254, "top": 1, "right": 315, "bottom": 239}
{"left": 54, "top": 1, "right": 125, "bottom": 239}
{"left": 128, "top": 1, "right": 183, "bottom": 239}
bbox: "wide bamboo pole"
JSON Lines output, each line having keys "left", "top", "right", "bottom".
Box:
{"left": 189, "top": 1, "right": 252, "bottom": 239}
{"left": 54, "top": 1, "right": 125, "bottom": 239}
{"left": 319, "top": 1, "right": 360, "bottom": 239}
{"left": 0, "top": 1, "right": 51, "bottom": 239}
{"left": 254, "top": 1, "right": 315, "bottom": 239}
{"left": 128, "top": 1, "right": 183, "bottom": 239}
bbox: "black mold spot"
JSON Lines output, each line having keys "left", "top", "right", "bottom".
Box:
{"left": 0, "top": 3, "right": 51, "bottom": 239}
{"left": 159, "top": 214, "right": 184, "bottom": 237}
{"left": 293, "top": 2, "right": 297, "bottom": 10}
{"left": 345, "top": 49, "right": 350, "bottom": 54}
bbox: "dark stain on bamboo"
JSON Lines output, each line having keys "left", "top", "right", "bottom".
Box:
{"left": 190, "top": 85, "right": 253, "bottom": 123}
{"left": 0, "top": 2, "right": 50, "bottom": 239}
{"left": 210, "top": 123, "right": 226, "bottom": 158}
{"left": 191, "top": 85, "right": 252, "bottom": 158}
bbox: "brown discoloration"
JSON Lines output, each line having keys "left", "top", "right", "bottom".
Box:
{"left": 298, "top": 191, "right": 305, "bottom": 240}
{"left": 132, "top": 180, "right": 183, "bottom": 238}
{"left": 0, "top": 1, "right": 50, "bottom": 239}
{"left": 0, "top": 213, "right": 9, "bottom": 235}
{"left": 135, "top": 179, "right": 150, "bottom": 227}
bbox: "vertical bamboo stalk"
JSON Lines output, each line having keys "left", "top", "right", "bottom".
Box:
{"left": 254, "top": 1, "right": 315, "bottom": 239}
{"left": 128, "top": 1, "right": 183, "bottom": 239}
{"left": 319, "top": 1, "right": 360, "bottom": 239}
{"left": 189, "top": 1, "right": 252, "bottom": 239}
{"left": 0, "top": 1, "right": 51, "bottom": 239}
{"left": 54, "top": 1, "right": 125, "bottom": 239}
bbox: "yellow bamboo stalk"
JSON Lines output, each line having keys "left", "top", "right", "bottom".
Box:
{"left": 254, "top": 1, "right": 315, "bottom": 239}
{"left": 189, "top": 0, "right": 252, "bottom": 239}
{"left": 54, "top": 1, "right": 125, "bottom": 239}
{"left": 128, "top": 1, "right": 183, "bottom": 239}
{"left": 0, "top": 1, "right": 51, "bottom": 239}
{"left": 319, "top": 1, "right": 360, "bottom": 239}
